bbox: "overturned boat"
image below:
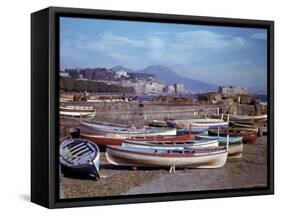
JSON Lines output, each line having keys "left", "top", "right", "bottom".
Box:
{"left": 80, "top": 122, "right": 177, "bottom": 137}
{"left": 60, "top": 105, "right": 96, "bottom": 118}
{"left": 106, "top": 145, "right": 228, "bottom": 169}
{"left": 59, "top": 138, "right": 100, "bottom": 178}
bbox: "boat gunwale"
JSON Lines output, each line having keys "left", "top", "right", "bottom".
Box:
{"left": 106, "top": 145, "right": 227, "bottom": 158}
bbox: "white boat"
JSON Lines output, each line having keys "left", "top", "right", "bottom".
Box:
{"left": 226, "top": 143, "right": 243, "bottom": 159}
{"left": 60, "top": 138, "right": 100, "bottom": 178}
{"left": 80, "top": 122, "right": 177, "bottom": 137}
{"left": 167, "top": 118, "right": 228, "bottom": 133}
{"left": 106, "top": 145, "right": 228, "bottom": 169}
{"left": 60, "top": 105, "right": 96, "bottom": 118}
{"left": 122, "top": 140, "right": 219, "bottom": 149}
{"left": 212, "top": 114, "right": 267, "bottom": 124}
{"left": 195, "top": 135, "right": 242, "bottom": 144}
{"left": 195, "top": 135, "right": 243, "bottom": 159}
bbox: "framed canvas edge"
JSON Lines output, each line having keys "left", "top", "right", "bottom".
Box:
{"left": 34, "top": 6, "right": 274, "bottom": 209}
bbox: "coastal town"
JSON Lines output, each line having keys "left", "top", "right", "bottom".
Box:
{"left": 60, "top": 67, "right": 185, "bottom": 95}
{"left": 59, "top": 66, "right": 268, "bottom": 199}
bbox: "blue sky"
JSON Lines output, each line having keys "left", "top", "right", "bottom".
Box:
{"left": 60, "top": 17, "right": 267, "bottom": 91}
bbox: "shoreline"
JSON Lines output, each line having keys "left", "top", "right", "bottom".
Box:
{"left": 60, "top": 136, "right": 267, "bottom": 199}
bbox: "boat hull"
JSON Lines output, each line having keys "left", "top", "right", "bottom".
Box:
{"left": 168, "top": 119, "right": 228, "bottom": 133}
{"left": 227, "top": 143, "right": 243, "bottom": 159}
{"left": 208, "top": 129, "right": 257, "bottom": 143}
{"left": 80, "top": 122, "right": 177, "bottom": 137}
{"left": 106, "top": 146, "right": 227, "bottom": 169}
{"left": 195, "top": 135, "right": 242, "bottom": 144}
{"left": 59, "top": 139, "right": 100, "bottom": 178}
{"left": 60, "top": 155, "right": 100, "bottom": 177}
{"left": 80, "top": 133, "right": 192, "bottom": 147}
{"left": 122, "top": 140, "right": 219, "bottom": 149}
{"left": 60, "top": 111, "right": 96, "bottom": 117}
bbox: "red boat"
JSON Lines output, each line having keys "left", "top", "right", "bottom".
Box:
{"left": 80, "top": 133, "right": 192, "bottom": 147}
{"left": 208, "top": 128, "right": 257, "bottom": 143}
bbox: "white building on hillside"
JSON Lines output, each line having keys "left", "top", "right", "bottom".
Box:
{"left": 115, "top": 70, "right": 129, "bottom": 79}
{"left": 164, "top": 84, "right": 176, "bottom": 94}
{"left": 219, "top": 85, "right": 248, "bottom": 95}
{"left": 174, "top": 83, "right": 185, "bottom": 94}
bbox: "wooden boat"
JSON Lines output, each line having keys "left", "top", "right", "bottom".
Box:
{"left": 59, "top": 138, "right": 100, "bottom": 178}
{"left": 80, "top": 122, "right": 177, "bottom": 137}
{"left": 106, "top": 145, "right": 228, "bottom": 169}
{"left": 148, "top": 120, "right": 169, "bottom": 127}
{"left": 230, "top": 121, "right": 267, "bottom": 136}
{"left": 122, "top": 140, "right": 219, "bottom": 149}
{"left": 60, "top": 105, "right": 96, "bottom": 118}
{"left": 60, "top": 94, "right": 73, "bottom": 102}
{"left": 195, "top": 135, "right": 243, "bottom": 158}
{"left": 80, "top": 133, "right": 192, "bottom": 147}
{"left": 208, "top": 128, "right": 257, "bottom": 143}
{"left": 167, "top": 118, "right": 228, "bottom": 133}
{"left": 195, "top": 135, "right": 242, "bottom": 144}
{"left": 226, "top": 143, "right": 243, "bottom": 159}
{"left": 213, "top": 114, "right": 267, "bottom": 124}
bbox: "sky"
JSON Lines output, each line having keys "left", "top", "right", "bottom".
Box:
{"left": 60, "top": 17, "right": 267, "bottom": 91}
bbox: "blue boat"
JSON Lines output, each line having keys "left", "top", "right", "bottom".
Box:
{"left": 60, "top": 138, "right": 100, "bottom": 178}
{"left": 195, "top": 135, "right": 242, "bottom": 144}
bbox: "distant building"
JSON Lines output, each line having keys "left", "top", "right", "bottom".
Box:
{"left": 60, "top": 72, "right": 70, "bottom": 78}
{"left": 128, "top": 72, "right": 155, "bottom": 80}
{"left": 174, "top": 83, "right": 185, "bottom": 94}
{"left": 219, "top": 85, "right": 248, "bottom": 96}
{"left": 164, "top": 85, "right": 176, "bottom": 94}
{"left": 198, "top": 92, "right": 222, "bottom": 104}
{"left": 76, "top": 74, "right": 88, "bottom": 81}
{"left": 122, "top": 80, "right": 146, "bottom": 94}
{"left": 115, "top": 70, "right": 129, "bottom": 79}
{"left": 145, "top": 81, "right": 165, "bottom": 94}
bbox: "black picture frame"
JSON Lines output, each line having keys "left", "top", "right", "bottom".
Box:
{"left": 31, "top": 6, "right": 274, "bottom": 209}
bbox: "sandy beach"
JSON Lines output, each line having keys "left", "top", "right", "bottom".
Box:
{"left": 60, "top": 135, "right": 267, "bottom": 199}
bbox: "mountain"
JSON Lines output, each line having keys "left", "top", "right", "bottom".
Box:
{"left": 137, "top": 65, "right": 218, "bottom": 92}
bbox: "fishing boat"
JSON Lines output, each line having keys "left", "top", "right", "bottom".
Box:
{"left": 106, "top": 145, "right": 228, "bottom": 170}
{"left": 59, "top": 138, "right": 100, "bottom": 178}
{"left": 60, "top": 94, "right": 73, "bottom": 102}
{"left": 167, "top": 118, "right": 228, "bottom": 133}
{"left": 208, "top": 128, "right": 257, "bottom": 143}
{"left": 79, "top": 133, "right": 192, "bottom": 147}
{"left": 226, "top": 143, "right": 243, "bottom": 159}
{"left": 195, "top": 134, "right": 242, "bottom": 144}
{"left": 213, "top": 114, "right": 267, "bottom": 124}
{"left": 60, "top": 105, "right": 96, "bottom": 118}
{"left": 80, "top": 122, "right": 177, "bottom": 137}
{"left": 148, "top": 120, "right": 169, "bottom": 127}
{"left": 195, "top": 135, "right": 243, "bottom": 158}
{"left": 122, "top": 139, "right": 219, "bottom": 149}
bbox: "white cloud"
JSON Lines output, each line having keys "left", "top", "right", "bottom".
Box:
{"left": 101, "top": 32, "right": 146, "bottom": 48}
{"left": 61, "top": 29, "right": 251, "bottom": 69}
{"left": 175, "top": 30, "right": 249, "bottom": 50}
{"left": 249, "top": 32, "right": 267, "bottom": 40}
